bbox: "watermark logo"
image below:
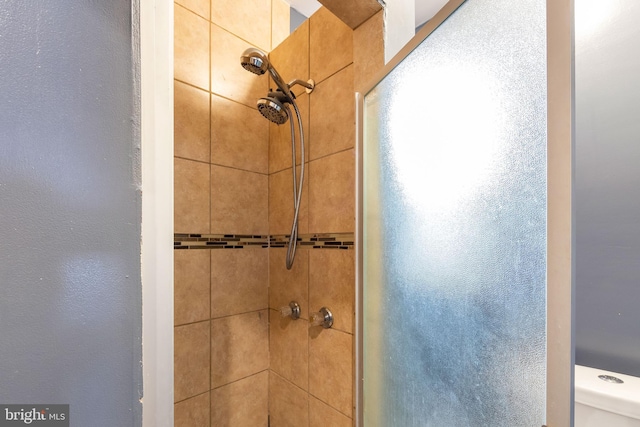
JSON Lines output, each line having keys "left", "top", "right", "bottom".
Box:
{"left": 0, "top": 405, "right": 68, "bottom": 426}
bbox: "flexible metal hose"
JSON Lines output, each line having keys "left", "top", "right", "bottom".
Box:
{"left": 285, "top": 101, "right": 305, "bottom": 270}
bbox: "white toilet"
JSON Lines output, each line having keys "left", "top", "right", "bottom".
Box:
{"left": 575, "top": 365, "right": 640, "bottom": 426}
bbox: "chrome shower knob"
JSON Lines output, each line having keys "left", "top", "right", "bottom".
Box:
{"left": 280, "top": 301, "right": 301, "bottom": 320}
{"left": 310, "top": 307, "right": 333, "bottom": 329}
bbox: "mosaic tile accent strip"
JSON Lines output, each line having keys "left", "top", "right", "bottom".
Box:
{"left": 174, "top": 234, "right": 269, "bottom": 249}
{"left": 270, "top": 233, "right": 354, "bottom": 250}
{"left": 174, "top": 233, "right": 354, "bottom": 250}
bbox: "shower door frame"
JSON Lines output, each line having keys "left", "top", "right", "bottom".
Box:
{"left": 140, "top": 0, "right": 175, "bottom": 425}
{"left": 354, "top": 0, "right": 575, "bottom": 425}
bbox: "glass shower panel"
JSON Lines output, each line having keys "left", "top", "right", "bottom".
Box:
{"left": 362, "top": 0, "right": 547, "bottom": 426}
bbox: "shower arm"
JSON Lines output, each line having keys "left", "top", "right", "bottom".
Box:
{"left": 267, "top": 68, "right": 316, "bottom": 98}
{"left": 287, "top": 79, "right": 315, "bottom": 94}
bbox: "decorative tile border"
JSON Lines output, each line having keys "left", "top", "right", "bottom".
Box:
{"left": 174, "top": 233, "right": 354, "bottom": 250}
{"left": 174, "top": 234, "right": 269, "bottom": 249}
{"left": 270, "top": 233, "right": 354, "bottom": 249}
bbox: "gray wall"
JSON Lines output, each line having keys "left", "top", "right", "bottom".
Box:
{"left": 290, "top": 7, "right": 307, "bottom": 33}
{"left": 575, "top": 0, "right": 640, "bottom": 377}
{"left": 0, "top": 1, "right": 142, "bottom": 425}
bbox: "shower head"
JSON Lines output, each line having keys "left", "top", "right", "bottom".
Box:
{"left": 241, "top": 49, "right": 308, "bottom": 270}
{"left": 257, "top": 96, "right": 289, "bottom": 125}
{"left": 240, "top": 48, "right": 269, "bottom": 76}
{"left": 240, "top": 47, "right": 315, "bottom": 126}
{"left": 240, "top": 47, "right": 292, "bottom": 98}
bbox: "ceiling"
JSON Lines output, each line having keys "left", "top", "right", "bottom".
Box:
{"left": 283, "top": 0, "right": 449, "bottom": 27}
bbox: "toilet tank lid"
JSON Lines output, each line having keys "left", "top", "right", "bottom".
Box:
{"left": 575, "top": 365, "right": 640, "bottom": 420}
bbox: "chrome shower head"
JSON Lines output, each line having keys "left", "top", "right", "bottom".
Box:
{"left": 240, "top": 47, "right": 293, "bottom": 99}
{"left": 241, "top": 47, "right": 315, "bottom": 126}
{"left": 240, "top": 48, "right": 269, "bottom": 75}
{"left": 257, "top": 96, "right": 289, "bottom": 125}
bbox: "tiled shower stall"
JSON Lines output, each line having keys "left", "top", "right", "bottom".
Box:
{"left": 173, "top": 0, "right": 384, "bottom": 425}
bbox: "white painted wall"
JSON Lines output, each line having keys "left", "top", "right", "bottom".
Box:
{"left": 384, "top": 0, "right": 416, "bottom": 63}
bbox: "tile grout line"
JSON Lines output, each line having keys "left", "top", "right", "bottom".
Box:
{"left": 314, "top": 56, "right": 355, "bottom": 86}
{"left": 209, "top": 307, "right": 269, "bottom": 322}
{"left": 210, "top": 21, "right": 271, "bottom": 56}
{"left": 268, "top": 1, "right": 274, "bottom": 421}
{"left": 175, "top": 76, "right": 262, "bottom": 111}
{"left": 208, "top": 2, "right": 213, "bottom": 241}
{"left": 210, "top": 368, "right": 271, "bottom": 391}
{"left": 268, "top": 306, "right": 310, "bottom": 322}
{"left": 208, "top": 11, "right": 214, "bottom": 426}
{"left": 306, "top": 218, "right": 311, "bottom": 425}
{"left": 308, "top": 389, "right": 354, "bottom": 421}
{"left": 173, "top": 388, "right": 211, "bottom": 406}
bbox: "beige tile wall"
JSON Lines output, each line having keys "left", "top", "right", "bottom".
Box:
{"left": 175, "top": 2, "right": 384, "bottom": 426}
{"left": 268, "top": 247, "right": 356, "bottom": 424}
{"left": 174, "top": 0, "right": 289, "bottom": 426}
{"left": 175, "top": 392, "right": 210, "bottom": 427}
{"left": 211, "top": 371, "right": 269, "bottom": 427}
{"left": 353, "top": 10, "right": 384, "bottom": 91}
{"left": 270, "top": 371, "right": 310, "bottom": 426}
{"left": 266, "top": 7, "right": 384, "bottom": 427}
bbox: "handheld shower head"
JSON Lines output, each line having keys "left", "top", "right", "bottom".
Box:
{"left": 240, "top": 47, "right": 292, "bottom": 98}
{"left": 239, "top": 48, "right": 309, "bottom": 269}
{"left": 257, "top": 96, "right": 289, "bottom": 125}
{"left": 240, "top": 48, "right": 269, "bottom": 75}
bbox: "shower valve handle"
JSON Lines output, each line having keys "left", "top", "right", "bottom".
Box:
{"left": 280, "top": 301, "right": 301, "bottom": 320}
{"left": 310, "top": 307, "right": 333, "bottom": 329}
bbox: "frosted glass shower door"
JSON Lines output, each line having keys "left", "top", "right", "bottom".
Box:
{"left": 357, "top": 0, "right": 573, "bottom": 426}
